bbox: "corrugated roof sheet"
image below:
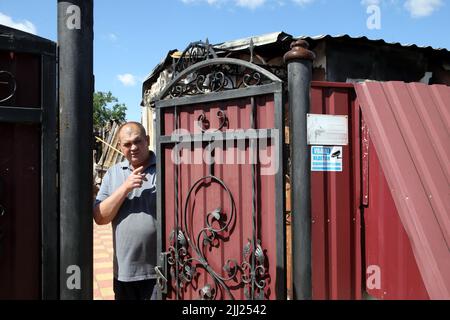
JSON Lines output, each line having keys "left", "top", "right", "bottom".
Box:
{"left": 212, "top": 31, "right": 449, "bottom": 53}
{"left": 299, "top": 34, "right": 449, "bottom": 53}
{"left": 355, "top": 81, "right": 450, "bottom": 299}
{"left": 212, "top": 31, "right": 450, "bottom": 53}
{"left": 213, "top": 31, "right": 292, "bottom": 51}
{"left": 143, "top": 32, "right": 449, "bottom": 85}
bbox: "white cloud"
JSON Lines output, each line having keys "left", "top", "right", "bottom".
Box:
{"left": 181, "top": 0, "right": 221, "bottom": 4}
{"left": 180, "top": 0, "right": 315, "bottom": 9}
{"left": 108, "top": 33, "right": 118, "bottom": 42}
{"left": 404, "top": 0, "right": 443, "bottom": 17}
{"left": 0, "top": 12, "right": 37, "bottom": 34}
{"left": 117, "top": 74, "right": 137, "bottom": 87}
{"left": 236, "top": 0, "right": 266, "bottom": 9}
{"left": 292, "top": 0, "right": 316, "bottom": 6}
{"left": 361, "top": 0, "right": 381, "bottom": 6}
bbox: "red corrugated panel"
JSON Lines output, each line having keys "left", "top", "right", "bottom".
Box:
{"left": 310, "top": 82, "right": 362, "bottom": 300}
{"left": 355, "top": 81, "right": 450, "bottom": 300}
{"left": 162, "top": 95, "right": 280, "bottom": 300}
{"left": 363, "top": 136, "right": 429, "bottom": 299}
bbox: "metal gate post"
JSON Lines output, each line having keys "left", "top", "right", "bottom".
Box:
{"left": 284, "top": 40, "right": 315, "bottom": 300}
{"left": 58, "top": 0, "right": 94, "bottom": 300}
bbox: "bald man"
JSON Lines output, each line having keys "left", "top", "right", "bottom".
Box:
{"left": 94, "top": 122, "right": 157, "bottom": 300}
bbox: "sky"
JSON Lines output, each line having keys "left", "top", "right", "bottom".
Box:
{"left": 0, "top": 0, "right": 449, "bottom": 121}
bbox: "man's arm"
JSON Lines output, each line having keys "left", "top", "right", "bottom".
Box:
{"left": 94, "top": 166, "right": 145, "bottom": 225}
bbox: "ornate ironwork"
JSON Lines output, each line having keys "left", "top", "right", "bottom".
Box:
{"left": 163, "top": 171, "right": 268, "bottom": 300}
{"left": 196, "top": 110, "right": 228, "bottom": 133}
{"left": 167, "top": 63, "right": 270, "bottom": 99}
{"left": 0, "top": 70, "right": 17, "bottom": 103}
{"left": 266, "top": 66, "right": 287, "bottom": 82}
{"left": 172, "top": 40, "right": 218, "bottom": 79}
{"left": 159, "top": 57, "right": 285, "bottom": 100}
{"left": 241, "top": 239, "right": 266, "bottom": 300}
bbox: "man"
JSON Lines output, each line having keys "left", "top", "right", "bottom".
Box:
{"left": 94, "top": 122, "right": 157, "bottom": 300}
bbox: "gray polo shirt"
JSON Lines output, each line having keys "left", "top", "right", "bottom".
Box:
{"left": 96, "top": 152, "right": 157, "bottom": 282}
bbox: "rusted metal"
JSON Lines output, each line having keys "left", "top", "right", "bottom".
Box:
{"left": 361, "top": 118, "right": 370, "bottom": 207}
{"left": 283, "top": 40, "right": 316, "bottom": 62}
{"left": 355, "top": 81, "right": 450, "bottom": 299}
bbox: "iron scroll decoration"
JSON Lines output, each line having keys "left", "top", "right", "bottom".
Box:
{"left": 0, "top": 71, "right": 17, "bottom": 103}
{"left": 164, "top": 174, "right": 267, "bottom": 300}
{"left": 157, "top": 58, "right": 283, "bottom": 100}
{"left": 171, "top": 40, "right": 218, "bottom": 80}
{"left": 197, "top": 110, "right": 228, "bottom": 133}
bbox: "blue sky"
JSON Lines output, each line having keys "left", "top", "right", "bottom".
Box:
{"left": 1, "top": 0, "right": 448, "bottom": 121}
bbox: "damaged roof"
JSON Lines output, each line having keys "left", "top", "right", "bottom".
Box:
{"left": 142, "top": 31, "right": 449, "bottom": 90}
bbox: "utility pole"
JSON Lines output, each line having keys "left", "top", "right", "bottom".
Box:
{"left": 284, "top": 40, "right": 315, "bottom": 300}
{"left": 58, "top": 0, "right": 94, "bottom": 300}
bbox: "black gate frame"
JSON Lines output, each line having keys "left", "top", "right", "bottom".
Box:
{"left": 153, "top": 57, "right": 286, "bottom": 300}
{"left": 0, "top": 26, "right": 58, "bottom": 299}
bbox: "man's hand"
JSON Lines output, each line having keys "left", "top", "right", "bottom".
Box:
{"left": 123, "top": 166, "right": 147, "bottom": 193}
{"left": 94, "top": 166, "right": 149, "bottom": 225}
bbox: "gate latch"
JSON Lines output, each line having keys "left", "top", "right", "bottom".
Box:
{"left": 155, "top": 251, "right": 170, "bottom": 294}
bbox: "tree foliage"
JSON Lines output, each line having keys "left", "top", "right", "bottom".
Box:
{"left": 93, "top": 91, "right": 127, "bottom": 132}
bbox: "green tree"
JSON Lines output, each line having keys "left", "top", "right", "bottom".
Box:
{"left": 93, "top": 91, "right": 127, "bottom": 132}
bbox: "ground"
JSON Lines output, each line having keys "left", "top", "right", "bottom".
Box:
{"left": 93, "top": 223, "right": 114, "bottom": 300}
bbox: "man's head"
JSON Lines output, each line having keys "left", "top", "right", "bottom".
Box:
{"left": 118, "top": 122, "right": 150, "bottom": 168}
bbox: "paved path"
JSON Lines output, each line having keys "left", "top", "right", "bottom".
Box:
{"left": 93, "top": 223, "right": 114, "bottom": 300}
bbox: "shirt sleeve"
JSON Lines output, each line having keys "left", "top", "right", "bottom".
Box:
{"left": 95, "top": 169, "right": 112, "bottom": 205}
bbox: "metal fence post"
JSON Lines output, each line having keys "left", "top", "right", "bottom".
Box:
{"left": 284, "top": 40, "right": 315, "bottom": 300}
{"left": 58, "top": 0, "right": 94, "bottom": 300}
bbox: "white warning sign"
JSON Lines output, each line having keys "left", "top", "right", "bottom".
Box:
{"left": 311, "top": 146, "right": 343, "bottom": 172}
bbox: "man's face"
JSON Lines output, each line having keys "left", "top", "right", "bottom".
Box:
{"left": 119, "top": 125, "right": 150, "bottom": 168}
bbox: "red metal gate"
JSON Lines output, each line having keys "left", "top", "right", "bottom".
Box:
{"left": 154, "top": 57, "right": 285, "bottom": 300}
{"left": 0, "top": 26, "right": 57, "bottom": 299}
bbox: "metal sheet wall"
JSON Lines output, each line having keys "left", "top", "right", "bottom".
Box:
{"left": 363, "top": 134, "right": 429, "bottom": 299}
{"left": 309, "top": 82, "right": 362, "bottom": 300}
{"left": 355, "top": 81, "right": 449, "bottom": 299}
{"left": 308, "top": 82, "right": 431, "bottom": 300}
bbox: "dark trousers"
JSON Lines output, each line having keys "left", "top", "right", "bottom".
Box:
{"left": 113, "top": 278, "right": 157, "bottom": 300}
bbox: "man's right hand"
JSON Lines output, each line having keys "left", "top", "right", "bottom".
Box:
{"left": 95, "top": 166, "right": 149, "bottom": 225}
{"left": 123, "top": 166, "right": 147, "bottom": 193}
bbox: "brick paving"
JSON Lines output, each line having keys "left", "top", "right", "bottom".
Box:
{"left": 93, "top": 223, "right": 114, "bottom": 300}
